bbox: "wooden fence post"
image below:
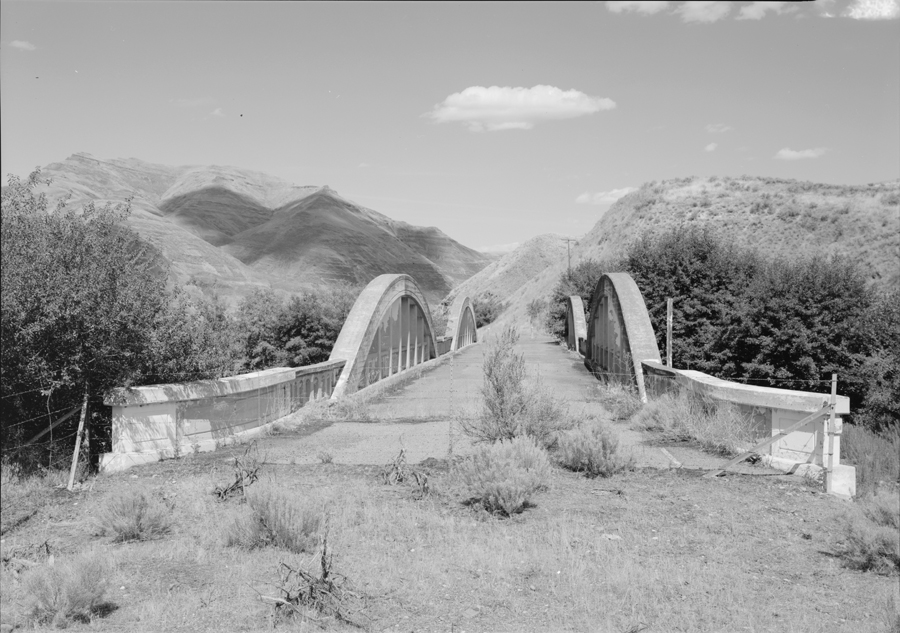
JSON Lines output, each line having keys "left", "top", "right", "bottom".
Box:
{"left": 66, "top": 388, "right": 89, "bottom": 491}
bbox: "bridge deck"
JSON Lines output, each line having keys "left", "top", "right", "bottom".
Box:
{"left": 263, "top": 334, "right": 774, "bottom": 474}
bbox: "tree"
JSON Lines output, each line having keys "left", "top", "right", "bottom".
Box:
{"left": 545, "top": 258, "right": 614, "bottom": 339}
{"left": 1, "top": 171, "right": 231, "bottom": 469}
{"left": 473, "top": 291, "right": 506, "bottom": 328}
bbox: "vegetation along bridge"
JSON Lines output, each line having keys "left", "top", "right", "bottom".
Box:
{"left": 103, "top": 272, "right": 854, "bottom": 497}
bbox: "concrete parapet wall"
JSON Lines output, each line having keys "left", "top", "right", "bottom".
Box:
{"left": 564, "top": 295, "right": 587, "bottom": 355}
{"left": 641, "top": 360, "right": 855, "bottom": 496}
{"left": 100, "top": 360, "right": 345, "bottom": 473}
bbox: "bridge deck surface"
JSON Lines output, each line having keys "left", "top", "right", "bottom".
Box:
{"left": 266, "top": 334, "right": 774, "bottom": 476}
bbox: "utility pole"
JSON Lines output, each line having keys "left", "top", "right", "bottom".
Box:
{"left": 563, "top": 238, "right": 576, "bottom": 275}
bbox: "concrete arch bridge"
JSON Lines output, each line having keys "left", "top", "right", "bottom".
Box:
{"left": 102, "top": 271, "right": 855, "bottom": 496}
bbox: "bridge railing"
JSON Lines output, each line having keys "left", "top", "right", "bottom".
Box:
{"left": 100, "top": 273, "right": 478, "bottom": 472}
{"left": 100, "top": 360, "right": 345, "bottom": 472}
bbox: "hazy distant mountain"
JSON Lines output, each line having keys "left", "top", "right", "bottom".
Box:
{"left": 30, "top": 154, "right": 493, "bottom": 305}
{"left": 463, "top": 175, "right": 900, "bottom": 329}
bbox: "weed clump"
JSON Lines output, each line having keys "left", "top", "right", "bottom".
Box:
{"left": 591, "top": 382, "right": 643, "bottom": 421}
{"left": 224, "top": 483, "right": 322, "bottom": 554}
{"left": 633, "top": 390, "right": 754, "bottom": 456}
{"left": 839, "top": 489, "right": 900, "bottom": 575}
{"left": 842, "top": 423, "right": 900, "bottom": 497}
{"left": 460, "top": 325, "right": 574, "bottom": 449}
{"left": 23, "top": 553, "right": 112, "bottom": 627}
{"left": 214, "top": 442, "right": 262, "bottom": 500}
{"left": 557, "top": 421, "right": 635, "bottom": 478}
{"left": 93, "top": 488, "right": 171, "bottom": 542}
{"left": 456, "top": 435, "right": 551, "bottom": 517}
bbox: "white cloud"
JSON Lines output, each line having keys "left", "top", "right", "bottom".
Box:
{"left": 737, "top": 2, "right": 795, "bottom": 20}
{"left": 426, "top": 85, "right": 615, "bottom": 132}
{"left": 576, "top": 187, "right": 637, "bottom": 205}
{"left": 210, "top": 108, "right": 225, "bottom": 117}
{"left": 774, "top": 147, "right": 827, "bottom": 160}
{"left": 844, "top": 0, "right": 899, "bottom": 19}
{"left": 705, "top": 143, "right": 718, "bottom": 152}
{"left": 358, "top": 163, "right": 370, "bottom": 168}
{"left": 676, "top": 1, "right": 732, "bottom": 23}
{"left": 9, "top": 40, "right": 36, "bottom": 51}
{"left": 705, "top": 123, "right": 732, "bottom": 133}
{"left": 606, "top": 1, "right": 669, "bottom": 15}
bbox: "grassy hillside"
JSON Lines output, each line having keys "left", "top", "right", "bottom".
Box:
{"left": 26, "top": 154, "right": 491, "bottom": 305}
{"left": 476, "top": 176, "right": 900, "bottom": 329}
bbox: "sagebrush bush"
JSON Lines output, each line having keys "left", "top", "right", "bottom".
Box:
{"left": 557, "top": 422, "right": 635, "bottom": 478}
{"left": 23, "top": 553, "right": 110, "bottom": 627}
{"left": 592, "top": 383, "right": 643, "bottom": 421}
{"left": 460, "top": 326, "right": 574, "bottom": 448}
{"left": 224, "top": 483, "right": 322, "bottom": 553}
{"left": 841, "top": 423, "right": 900, "bottom": 497}
{"left": 94, "top": 488, "right": 171, "bottom": 542}
{"left": 456, "top": 435, "right": 551, "bottom": 517}
{"left": 840, "top": 490, "right": 900, "bottom": 575}
{"left": 633, "top": 390, "right": 754, "bottom": 456}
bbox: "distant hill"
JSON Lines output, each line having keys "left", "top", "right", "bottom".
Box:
{"left": 464, "top": 175, "right": 900, "bottom": 330}
{"left": 28, "top": 154, "right": 493, "bottom": 306}
{"left": 445, "top": 234, "right": 571, "bottom": 307}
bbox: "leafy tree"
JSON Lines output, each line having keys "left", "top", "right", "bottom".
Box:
{"left": 545, "top": 258, "right": 614, "bottom": 339}
{"left": 473, "top": 291, "right": 506, "bottom": 328}
{"left": 1, "top": 171, "right": 230, "bottom": 468}
{"left": 623, "top": 226, "right": 759, "bottom": 374}
{"left": 277, "top": 284, "right": 358, "bottom": 366}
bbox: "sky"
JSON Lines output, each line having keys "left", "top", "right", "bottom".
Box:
{"left": 2, "top": 1, "right": 898, "bottom": 251}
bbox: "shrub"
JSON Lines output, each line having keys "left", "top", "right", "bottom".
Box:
{"left": 839, "top": 490, "right": 900, "bottom": 575}
{"left": 841, "top": 424, "right": 900, "bottom": 497}
{"left": 94, "top": 488, "right": 171, "bottom": 542}
{"left": 23, "top": 553, "right": 111, "bottom": 627}
{"left": 473, "top": 291, "right": 506, "bottom": 328}
{"left": 456, "top": 436, "right": 551, "bottom": 517}
{"left": 557, "top": 422, "right": 635, "bottom": 478}
{"left": 224, "top": 483, "right": 322, "bottom": 553}
{"left": 459, "top": 326, "right": 573, "bottom": 448}
{"left": 633, "top": 390, "right": 754, "bottom": 456}
{"left": 591, "top": 383, "right": 643, "bottom": 421}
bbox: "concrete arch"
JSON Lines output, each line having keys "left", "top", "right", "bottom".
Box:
{"left": 445, "top": 294, "right": 477, "bottom": 352}
{"left": 584, "top": 273, "right": 661, "bottom": 403}
{"left": 564, "top": 295, "right": 587, "bottom": 355}
{"left": 330, "top": 274, "right": 437, "bottom": 398}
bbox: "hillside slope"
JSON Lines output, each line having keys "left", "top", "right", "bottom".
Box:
{"left": 445, "top": 234, "right": 570, "bottom": 307}
{"left": 470, "top": 176, "right": 900, "bottom": 330}
{"left": 28, "top": 154, "right": 492, "bottom": 304}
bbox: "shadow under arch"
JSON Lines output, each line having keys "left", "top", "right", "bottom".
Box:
{"left": 329, "top": 274, "right": 437, "bottom": 398}
{"left": 444, "top": 294, "right": 477, "bottom": 351}
{"left": 584, "top": 273, "right": 661, "bottom": 402}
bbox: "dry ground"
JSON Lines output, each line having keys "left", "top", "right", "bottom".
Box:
{"left": 2, "top": 424, "right": 898, "bottom": 633}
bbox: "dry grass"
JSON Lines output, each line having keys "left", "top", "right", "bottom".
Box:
{"left": 2, "top": 434, "right": 899, "bottom": 632}
{"left": 632, "top": 389, "right": 755, "bottom": 456}
{"left": 223, "top": 482, "right": 323, "bottom": 554}
{"left": 454, "top": 435, "right": 551, "bottom": 517}
{"left": 590, "top": 382, "right": 644, "bottom": 421}
{"left": 556, "top": 419, "right": 635, "bottom": 478}
{"left": 93, "top": 488, "right": 171, "bottom": 542}
{"left": 839, "top": 489, "right": 900, "bottom": 575}
{"left": 22, "top": 551, "right": 112, "bottom": 627}
{"left": 842, "top": 423, "right": 900, "bottom": 497}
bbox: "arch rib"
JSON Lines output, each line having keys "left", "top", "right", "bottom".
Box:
{"left": 585, "top": 273, "right": 661, "bottom": 402}
{"left": 329, "top": 274, "right": 437, "bottom": 399}
{"left": 445, "top": 294, "right": 477, "bottom": 351}
{"left": 564, "top": 295, "right": 587, "bottom": 355}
